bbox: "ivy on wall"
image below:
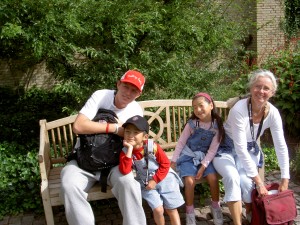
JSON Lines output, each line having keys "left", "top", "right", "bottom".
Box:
{"left": 284, "top": 0, "right": 300, "bottom": 38}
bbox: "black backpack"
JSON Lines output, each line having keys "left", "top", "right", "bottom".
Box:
{"left": 67, "top": 108, "right": 123, "bottom": 192}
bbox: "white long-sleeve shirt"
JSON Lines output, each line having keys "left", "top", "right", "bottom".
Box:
{"left": 225, "top": 98, "right": 290, "bottom": 179}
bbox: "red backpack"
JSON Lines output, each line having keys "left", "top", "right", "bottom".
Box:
{"left": 251, "top": 183, "right": 297, "bottom": 225}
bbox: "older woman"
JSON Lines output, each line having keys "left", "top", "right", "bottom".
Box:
{"left": 213, "top": 69, "right": 290, "bottom": 225}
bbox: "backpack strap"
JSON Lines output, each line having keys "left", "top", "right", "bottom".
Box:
{"left": 147, "top": 139, "right": 154, "bottom": 154}
{"left": 100, "top": 168, "right": 110, "bottom": 192}
{"left": 188, "top": 119, "right": 197, "bottom": 130}
{"left": 144, "top": 139, "right": 154, "bottom": 186}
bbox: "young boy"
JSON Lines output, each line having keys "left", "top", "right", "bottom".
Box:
{"left": 119, "top": 115, "right": 185, "bottom": 225}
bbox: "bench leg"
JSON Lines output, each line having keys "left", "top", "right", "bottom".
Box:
{"left": 43, "top": 205, "right": 55, "bottom": 225}
{"left": 41, "top": 181, "right": 55, "bottom": 225}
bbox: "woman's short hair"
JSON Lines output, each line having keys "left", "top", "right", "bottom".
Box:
{"left": 248, "top": 69, "right": 278, "bottom": 93}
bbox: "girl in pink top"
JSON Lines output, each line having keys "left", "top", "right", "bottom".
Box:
{"left": 171, "top": 92, "right": 225, "bottom": 225}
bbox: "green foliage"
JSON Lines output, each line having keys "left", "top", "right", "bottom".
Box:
{"left": 0, "top": 86, "right": 79, "bottom": 148}
{"left": 261, "top": 45, "right": 300, "bottom": 137}
{"left": 230, "top": 44, "right": 300, "bottom": 138}
{"left": 0, "top": 85, "right": 75, "bottom": 217}
{"left": 262, "top": 145, "right": 279, "bottom": 173}
{"left": 0, "top": 142, "right": 42, "bottom": 219}
{"left": 290, "top": 145, "right": 300, "bottom": 179}
{"left": 195, "top": 179, "right": 225, "bottom": 206}
{"left": 0, "top": 0, "right": 255, "bottom": 217}
{"left": 0, "top": 0, "right": 251, "bottom": 101}
{"left": 284, "top": 0, "right": 300, "bottom": 38}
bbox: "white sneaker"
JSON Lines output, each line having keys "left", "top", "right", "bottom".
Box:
{"left": 186, "top": 213, "right": 196, "bottom": 225}
{"left": 210, "top": 206, "right": 223, "bottom": 225}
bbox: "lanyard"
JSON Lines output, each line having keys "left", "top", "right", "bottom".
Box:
{"left": 247, "top": 98, "right": 265, "bottom": 144}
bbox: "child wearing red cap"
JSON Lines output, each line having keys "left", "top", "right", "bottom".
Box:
{"left": 171, "top": 93, "right": 225, "bottom": 225}
{"left": 119, "top": 115, "right": 185, "bottom": 225}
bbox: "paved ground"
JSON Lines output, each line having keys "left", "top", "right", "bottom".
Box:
{"left": 0, "top": 170, "right": 299, "bottom": 225}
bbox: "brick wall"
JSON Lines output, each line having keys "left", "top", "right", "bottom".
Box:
{"left": 256, "top": 0, "right": 285, "bottom": 63}
{"left": 0, "top": 60, "right": 56, "bottom": 89}
{"left": 0, "top": 0, "right": 286, "bottom": 89}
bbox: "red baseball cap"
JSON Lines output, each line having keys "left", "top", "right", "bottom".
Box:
{"left": 120, "top": 70, "right": 145, "bottom": 92}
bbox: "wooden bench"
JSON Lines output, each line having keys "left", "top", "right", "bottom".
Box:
{"left": 38, "top": 99, "right": 263, "bottom": 225}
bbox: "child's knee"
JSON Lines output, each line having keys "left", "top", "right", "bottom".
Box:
{"left": 206, "top": 173, "right": 219, "bottom": 183}
{"left": 153, "top": 206, "right": 164, "bottom": 217}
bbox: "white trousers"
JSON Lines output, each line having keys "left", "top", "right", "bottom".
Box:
{"left": 213, "top": 153, "right": 255, "bottom": 203}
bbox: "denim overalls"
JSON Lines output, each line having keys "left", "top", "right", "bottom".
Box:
{"left": 123, "top": 144, "right": 183, "bottom": 188}
{"left": 132, "top": 148, "right": 159, "bottom": 187}
{"left": 176, "top": 119, "right": 218, "bottom": 178}
{"left": 122, "top": 144, "right": 185, "bottom": 210}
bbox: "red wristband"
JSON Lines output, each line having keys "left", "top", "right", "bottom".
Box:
{"left": 106, "top": 123, "right": 109, "bottom": 133}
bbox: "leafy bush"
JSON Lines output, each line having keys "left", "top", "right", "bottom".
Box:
{"left": 284, "top": 0, "right": 300, "bottom": 38}
{"left": 262, "top": 145, "right": 280, "bottom": 173}
{"left": 231, "top": 44, "right": 300, "bottom": 138}
{"left": 0, "top": 86, "right": 79, "bottom": 148}
{"left": 0, "top": 142, "right": 42, "bottom": 219}
{"left": 261, "top": 44, "right": 300, "bottom": 137}
{"left": 0, "top": 86, "right": 80, "bottom": 218}
{"left": 290, "top": 145, "right": 300, "bottom": 180}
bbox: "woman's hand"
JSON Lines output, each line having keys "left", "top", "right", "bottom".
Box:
{"left": 279, "top": 178, "right": 289, "bottom": 192}
{"left": 256, "top": 184, "right": 268, "bottom": 196}
{"left": 253, "top": 175, "right": 268, "bottom": 196}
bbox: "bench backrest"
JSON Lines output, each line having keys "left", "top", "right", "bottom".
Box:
{"left": 38, "top": 99, "right": 229, "bottom": 178}
{"left": 138, "top": 100, "right": 228, "bottom": 149}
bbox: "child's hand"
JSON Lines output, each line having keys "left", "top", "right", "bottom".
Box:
{"left": 123, "top": 140, "right": 133, "bottom": 157}
{"left": 123, "top": 140, "right": 132, "bottom": 148}
{"left": 146, "top": 180, "right": 157, "bottom": 190}
{"left": 195, "top": 165, "right": 205, "bottom": 180}
{"left": 170, "top": 161, "right": 177, "bottom": 171}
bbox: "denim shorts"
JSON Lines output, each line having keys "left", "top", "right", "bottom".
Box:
{"left": 177, "top": 155, "right": 217, "bottom": 178}
{"left": 141, "top": 172, "right": 185, "bottom": 210}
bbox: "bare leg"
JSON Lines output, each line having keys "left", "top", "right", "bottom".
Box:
{"left": 227, "top": 201, "right": 242, "bottom": 225}
{"left": 206, "top": 173, "right": 219, "bottom": 202}
{"left": 153, "top": 206, "right": 165, "bottom": 225}
{"left": 184, "top": 176, "right": 196, "bottom": 206}
{"left": 165, "top": 208, "right": 181, "bottom": 225}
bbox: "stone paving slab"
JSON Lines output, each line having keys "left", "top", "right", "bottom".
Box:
{"left": 0, "top": 171, "right": 299, "bottom": 225}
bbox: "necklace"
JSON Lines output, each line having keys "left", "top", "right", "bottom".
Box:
{"left": 252, "top": 105, "right": 266, "bottom": 116}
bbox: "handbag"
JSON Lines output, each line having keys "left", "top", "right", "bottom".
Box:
{"left": 251, "top": 183, "right": 297, "bottom": 225}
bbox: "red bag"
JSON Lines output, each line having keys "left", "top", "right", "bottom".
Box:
{"left": 251, "top": 183, "right": 297, "bottom": 225}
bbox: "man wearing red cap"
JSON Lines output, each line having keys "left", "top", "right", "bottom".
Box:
{"left": 61, "top": 70, "right": 147, "bottom": 225}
